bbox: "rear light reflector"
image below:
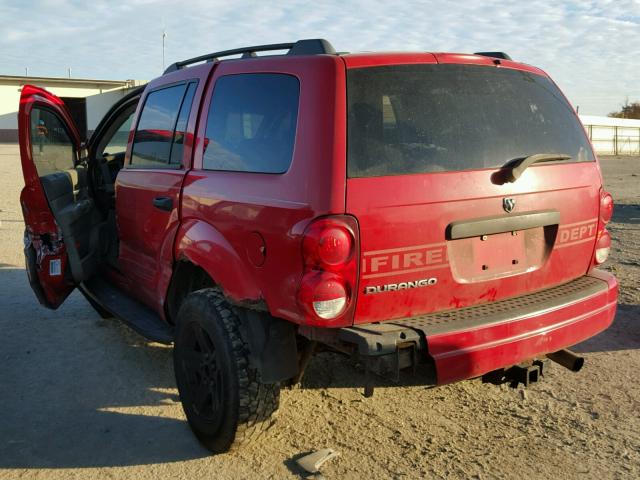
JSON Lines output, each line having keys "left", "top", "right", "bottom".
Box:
{"left": 600, "top": 192, "right": 614, "bottom": 225}
{"left": 594, "top": 229, "right": 611, "bottom": 265}
{"left": 318, "top": 227, "right": 352, "bottom": 265}
{"left": 303, "top": 224, "right": 354, "bottom": 269}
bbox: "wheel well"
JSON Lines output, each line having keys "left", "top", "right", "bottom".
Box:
{"left": 166, "top": 260, "right": 299, "bottom": 382}
{"left": 166, "top": 260, "right": 216, "bottom": 324}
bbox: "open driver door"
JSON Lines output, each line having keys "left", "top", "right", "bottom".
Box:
{"left": 18, "top": 85, "right": 84, "bottom": 308}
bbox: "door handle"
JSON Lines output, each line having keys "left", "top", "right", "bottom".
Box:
{"left": 153, "top": 196, "right": 173, "bottom": 212}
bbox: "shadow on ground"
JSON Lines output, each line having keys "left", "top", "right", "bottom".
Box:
{"left": 574, "top": 303, "right": 640, "bottom": 354}
{"left": 0, "top": 266, "right": 440, "bottom": 469}
{"left": 0, "top": 267, "right": 211, "bottom": 468}
{"left": 613, "top": 203, "right": 640, "bottom": 224}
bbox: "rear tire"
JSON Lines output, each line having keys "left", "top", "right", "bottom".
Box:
{"left": 173, "top": 288, "right": 280, "bottom": 453}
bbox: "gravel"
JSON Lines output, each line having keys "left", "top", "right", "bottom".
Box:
{"left": 1, "top": 145, "right": 638, "bottom": 479}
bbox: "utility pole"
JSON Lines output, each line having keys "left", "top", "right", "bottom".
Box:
{"left": 25, "top": 67, "right": 28, "bottom": 76}
{"left": 162, "top": 29, "right": 167, "bottom": 71}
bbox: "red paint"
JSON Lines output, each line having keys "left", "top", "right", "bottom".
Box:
{"left": 18, "top": 49, "right": 618, "bottom": 385}
{"left": 429, "top": 271, "right": 618, "bottom": 384}
{"left": 180, "top": 55, "right": 347, "bottom": 324}
{"left": 174, "top": 218, "right": 263, "bottom": 301}
{"left": 115, "top": 169, "right": 185, "bottom": 313}
{"left": 341, "top": 52, "right": 546, "bottom": 77}
{"left": 347, "top": 163, "right": 602, "bottom": 323}
{"left": 342, "top": 52, "right": 438, "bottom": 69}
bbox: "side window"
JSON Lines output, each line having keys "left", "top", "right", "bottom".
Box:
{"left": 130, "top": 84, "right": 189, "bottom": 168}
{"left": 30, "top": 108, "right": 75, "bottom": 176}
{"left": 102, "top": 109, "right": 135, "bottom": 156}
{"left": 170, "top": 82, "right": 197, "bottom": 165}
{"left": 203, "top": 73, "right": 300, "bottom": 173}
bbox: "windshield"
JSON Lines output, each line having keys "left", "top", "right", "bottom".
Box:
{"left": 347, "top": 64, "right": 594, "bottom": 178}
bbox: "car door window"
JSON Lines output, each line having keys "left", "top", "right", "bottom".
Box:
{"left": 170, "top": 82, "right": 197, "bottom": 166}
{"left": 102, "top": 110, "right": 134, "bottom": 156}
{"left": 130, "top": 82, "right": 197, "bottom": 169}
{"left": 30, "top": 108, "right": 75, "bottom": 176}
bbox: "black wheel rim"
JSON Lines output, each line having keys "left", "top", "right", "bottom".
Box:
{"left": 180, "top": 322, "right": 224, "bottom": 421}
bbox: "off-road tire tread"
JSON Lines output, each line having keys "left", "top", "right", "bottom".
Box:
{"left": 178, "top": 289, "right": 280, "bottom": 452}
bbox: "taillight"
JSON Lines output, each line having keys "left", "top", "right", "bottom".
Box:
{"left": 299, "top": 216, "right": 358, "bottom": 326}
{"left": 600, "top": 191, "right": 614, "bottom": 224}
{"left": 303, "top": 225, "right": 353, "bottom": 268}
{"left": 594, "top": 190, "right": 614, "bottom": 265}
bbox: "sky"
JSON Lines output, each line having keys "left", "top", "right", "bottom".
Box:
{"left": 1, "top": 0, "right": 639, "bottom": 115}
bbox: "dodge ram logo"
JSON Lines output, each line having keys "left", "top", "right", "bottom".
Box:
{"left": 503, "top": 197, "right": 516, "bottom": 213}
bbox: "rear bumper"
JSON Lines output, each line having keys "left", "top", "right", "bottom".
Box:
{"left": 338, "top": 270, "right": 618, "bottom": 385}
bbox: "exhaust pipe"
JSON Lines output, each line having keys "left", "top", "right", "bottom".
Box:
{"left": 547, "top": 349, "right": 584, "bottom": 372}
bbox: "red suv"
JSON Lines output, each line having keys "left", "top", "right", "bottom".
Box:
{"left": 18, "top": 39, "right": 617, "bottom": 453}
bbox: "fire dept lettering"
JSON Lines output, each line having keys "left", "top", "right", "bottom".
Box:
{"left": 362, "top": 243, "right": 448, "bottom": 279}
{"left": 556, "top": 219, "right": 598, "bottom": 248}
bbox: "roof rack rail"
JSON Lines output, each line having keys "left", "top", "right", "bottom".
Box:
{"left": 474, "top": 51, "right": 512, "bottom": 61}
{"left": 164, "top": 38, "right": 336, "bottom": 74}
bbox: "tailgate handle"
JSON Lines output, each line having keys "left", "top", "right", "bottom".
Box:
{"left": 153, "top": 196, "right": 173, "bottom": 212}
{"left": 447, "top": 210, "right": 560, "bottom": 240}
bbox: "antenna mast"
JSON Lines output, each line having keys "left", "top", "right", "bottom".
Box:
{"left": 162, "top": 28, "right": 167, "bottom": 71}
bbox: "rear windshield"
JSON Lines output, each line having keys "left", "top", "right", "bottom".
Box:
{"left": 347, "top": 64, "right": 594, "bottom": 178}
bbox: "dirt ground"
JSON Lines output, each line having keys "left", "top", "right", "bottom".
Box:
{"left": 0, "top": 145, "right": 638, "bottom": 479}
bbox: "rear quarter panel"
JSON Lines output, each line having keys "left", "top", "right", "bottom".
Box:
{"left": 179, "top": 55, "right": 347, "bottom": 323}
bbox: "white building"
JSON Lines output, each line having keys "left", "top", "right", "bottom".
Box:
{"left": 0, "top": 75, "right": 146, "bottom": 142}
{"left": 579, "top": 115, "right": 640, "bottom": 156}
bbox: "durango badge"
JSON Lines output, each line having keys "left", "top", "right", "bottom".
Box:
{"left": 364, "top": 277, "right": 438, "bottom": 294}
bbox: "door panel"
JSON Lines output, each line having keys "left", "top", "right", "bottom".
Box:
{"left": 115, "top": 77, "right": 204, "bottom": 316}
{"left": 18, "top": 85, "right": 82, "bottom": 308}
{"left": 116, "top": 170, "right": 184, "bottom": 309}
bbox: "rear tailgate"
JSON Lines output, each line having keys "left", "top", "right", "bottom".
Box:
{"left": 348, "top": 164, "right": 600, "bottom": 323}
{"left": 345, "top": 60, "right": 601, "bottom": 324}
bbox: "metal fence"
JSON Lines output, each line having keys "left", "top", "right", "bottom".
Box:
{"left": 585, "top": 124, "right": 640, "bottom": 156}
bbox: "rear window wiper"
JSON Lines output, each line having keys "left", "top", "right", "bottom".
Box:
{"left": 505, "top": 153, "right": 572, "bottom": 182}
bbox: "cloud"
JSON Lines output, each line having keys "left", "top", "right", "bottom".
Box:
{"left": 1, "top": 0, "right": 638, "bottom": 114}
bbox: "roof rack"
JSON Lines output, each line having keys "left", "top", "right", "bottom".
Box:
{"left": 474, "top": 51, "right": 512, "bottom": 61}
{"left": 164, "top": 38, "right": 336, "bottom": 74}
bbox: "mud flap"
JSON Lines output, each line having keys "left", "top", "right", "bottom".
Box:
{"left": 239, "top": 309, "right": 299, "bottom": 383}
